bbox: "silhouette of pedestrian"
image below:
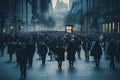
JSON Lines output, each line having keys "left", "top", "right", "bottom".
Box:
{"left": 107, "top": 39, "right": 116, "bottom": 69}
{"left": 91, "top": 41, "right": 102, "bottom": 67}
{"left": 19, "top": 43, "right": 27, "bottom": 79}
{"left": 7, "top": 41, "right": 15, "bottom": 61}
{"left": 67, "top": 39, "right": 76, "bottom": 67}
{"left": 26, "top": 40, "right": 35, "bottom": 67}
{"left": 0, "top": 40, "right": 5, "bottom": 56}
{"left": 56, "top": 43, "right": 65, "bottom": 69}
{"left": 14, "top": 40, "right": 21, "bottom": 64}
{"left": 76, "top": 38, "right": 82, "bottom": 58}
{"left": 39, "top": 42, "right": 48, "bottom": 65}
{"left": 83, "top": 38, "right": 91, "bottom": 61}
{"left": 116, "top": 41, "right": 120, "bottom": 63}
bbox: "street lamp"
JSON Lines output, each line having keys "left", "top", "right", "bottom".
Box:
{"left": 3, "top": 28, "right": 6, "bottom": 33}
{"left": 10, "top": 26, "right": 14, "bottom": 36}
{"left": 10, "top": 26, "right": 13, "bottom": 30}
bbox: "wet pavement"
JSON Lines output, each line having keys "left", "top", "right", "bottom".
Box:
{"left": 0, "top": 48, "right": 120, "bottom": 80}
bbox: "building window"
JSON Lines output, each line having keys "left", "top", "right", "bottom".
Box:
{"left": 112, "top": 22, "right": 115, "bottom": 33}
{"left": 106, "top": 23, "right": 108, "bottom": 33}
{"left": 103, "top": 24, "right": 105, "bottom": 33}
{"left": 109, "top": 23, "right": 111, "bottom": 33}
{"left": 65, "top": 25, "right": 73, "bottom": 33}
{"left": 112, "top": 22, "right": 115, "bottom": 30}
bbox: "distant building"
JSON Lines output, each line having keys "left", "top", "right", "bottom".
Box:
{"left": 54, "top": 0, "right": 68, "bottom": 28}
{"left": 55, "top": 0, "right": 68, "bottom": 18}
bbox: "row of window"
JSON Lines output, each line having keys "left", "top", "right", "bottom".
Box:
{"left": 103, "top": 22, "right": 120, "bottom": 34}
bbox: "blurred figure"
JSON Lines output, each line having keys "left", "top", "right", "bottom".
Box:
{"left": 26, "top": 40, "right": 35, "bottom": 67}
{"left": 107, "top": 39, "right": 116, "bottom": 69}
{"left": 83, "top": 38, "right": 91, "bottom": 61}
{"left": 39, "top": 42, "right": 48, "bottom": 65}
{"left": 0, "top": 40, "right": 5, "bottom": 56}
{"left": 67, "top": 40, "right": 76, "bottom": 67}
{"left": 104, "top": 39, "right": 109, "bottom": 58}
{"left": 91, "top": 41, "right": 102, "bottom": 67}
{"left": 76, "top": 38, "right": 82, "bottom": 58}
{"left": 14, "top": 40, "right": 21, "bottom": 64}
{"left": 48, "top": 40, "right": 55, "bottom": 60}
{"left": 19, "top": 43, "right": 27, "bottom": 79}
{"left": 56, "top": 43, "right": 65, "bottom": 69}
{"left": 116, "top": 41, "right": 120, "bottom": 63}
{"left": 7, "top": 41, "right": 15, "bottom": 61}
{"left": 37, "top": 41, "right": 42, "bottom": 60}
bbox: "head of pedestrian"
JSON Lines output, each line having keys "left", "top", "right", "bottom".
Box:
{"left": 22, "top": 43, "right": 26, "bottom": 48}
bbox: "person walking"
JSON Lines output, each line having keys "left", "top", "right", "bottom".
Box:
{"left": 67, "top": 40, "right": 76, "bottom": 67}
{"left": 19, "top": 43, "right": 28, "bottom": 79}
{"left": 107, "top": 39, "right": 116, "bottom": 69}
{"left": 91, "top": 41, "right": 102, "bottom": 67}
{"left": 40, "top": 42, "right": 48, "bottom": 65}
{"left": 7, "top": 41, "right": 15, "bottom": 61}
{"left": 83, "top": 38, "right": 91, "bottom": 61}
{"left": 56, "top": 43, "right": 65, "bottom": 69}
{"left": 26, "top": 40, "right": 35, "bottom": 67}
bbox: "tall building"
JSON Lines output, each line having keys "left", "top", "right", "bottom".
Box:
{"left": 101, "top": 0, "right": 120, "bottom": 34}
{"left": 55, "top": 0, "right": 68, "bottom": 17}
{"left": 54, "top": 0, "right": 68, "bottom": 28}
{"left": 0, "top": 0, "right": 32, "bottom": 34}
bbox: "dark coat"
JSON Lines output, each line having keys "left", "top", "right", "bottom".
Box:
{"left": 26, "top": 42, "right": 35, "bottom": 56}
{"left": 14, "top": 42, "right": 21, "bottom": 54}
{"left": 38, "top": 43, "right": 48, "bottom": 57}
{"left": 67, "top": 41, "right": 76, "bottom": 61}
{"left": 83, "top": 41, "right": 91, "bottom": 52}
{"left": 56, "top": 45, "right": 65, "bottom": 61}
{"left": 91, "top": 42, "right": 102, "bottom": 59}
{"left": 19, "top": 45, "right": 27, "bottom": 65}
{"left": 7, "top": 42, "right": 15, "bottom": 54}
{"left": 41, "top": 44, "right": 48, "bottom": 57}
{"left": 107, "top": 41, "right": 116, "bottom": 57}
{"left": 0, "top": 42, "right": 5, "bottom": 50}
{"left": 76, "top": 39, "right": 81, "bottom": 51}
{"left": 116, "top": 42, "right": 120, "bottom": 57}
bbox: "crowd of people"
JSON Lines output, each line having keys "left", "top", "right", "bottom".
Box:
{"left": 0, "top": 32, "right": 120, "bottom": 79}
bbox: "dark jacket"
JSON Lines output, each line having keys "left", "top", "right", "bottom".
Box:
{"left": 56, "top": 44, "right": 65, "bottom": 61}
{"left": 107, "top": 41, "right": 116, "bottom": 57}
{"left": 41, "top": 44, "right": 48, "bottom": 56}
{"left": 67, "top": 41, "right": 76, "bottom": 61}
{"left": 7, "top": 42, "right": 15, "bottom": 54}
{"left": 91, "top": 42, "right": 102, "bottom": 59}
{"left": 19, "top": 44, "right": 27, "bottom": 65}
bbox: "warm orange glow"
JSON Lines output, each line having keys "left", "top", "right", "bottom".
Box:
{"left": 66, "top": 26, "right": 73, "bottom": 33}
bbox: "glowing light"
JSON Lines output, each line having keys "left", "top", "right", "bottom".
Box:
{"left": 112, "top": 23, "right": 115, "bottom": 30}
{"left": 109, "top": 23, "right": 111, "bottom": 32}
{"left": 10, "top": 26, "right": 13, "bottom": 29}
{"left": 3, "top": 28, "right": 6, "bottom": 33}
{"left": 103, "top": 24, "right": 105, "bottom": 32}
{"left": 106, "top": 23, "right": 108, "bottom": 32}
{"left": 66, "top": 25, "right": 73, "bottom": 33}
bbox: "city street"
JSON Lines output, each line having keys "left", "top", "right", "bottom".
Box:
{"left": 0, "top": 48, "right": 120, "bottom": 80}
{"left": 0, "top": 0, "right": 120, "bottom": 80}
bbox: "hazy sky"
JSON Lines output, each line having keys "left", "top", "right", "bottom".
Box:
{"left": 52, "top": 0, "right": 69, "bottom": 10}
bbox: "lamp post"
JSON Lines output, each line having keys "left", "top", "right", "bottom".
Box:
{"left": 10, "top": 26, "right": 14, "bottom": 36}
